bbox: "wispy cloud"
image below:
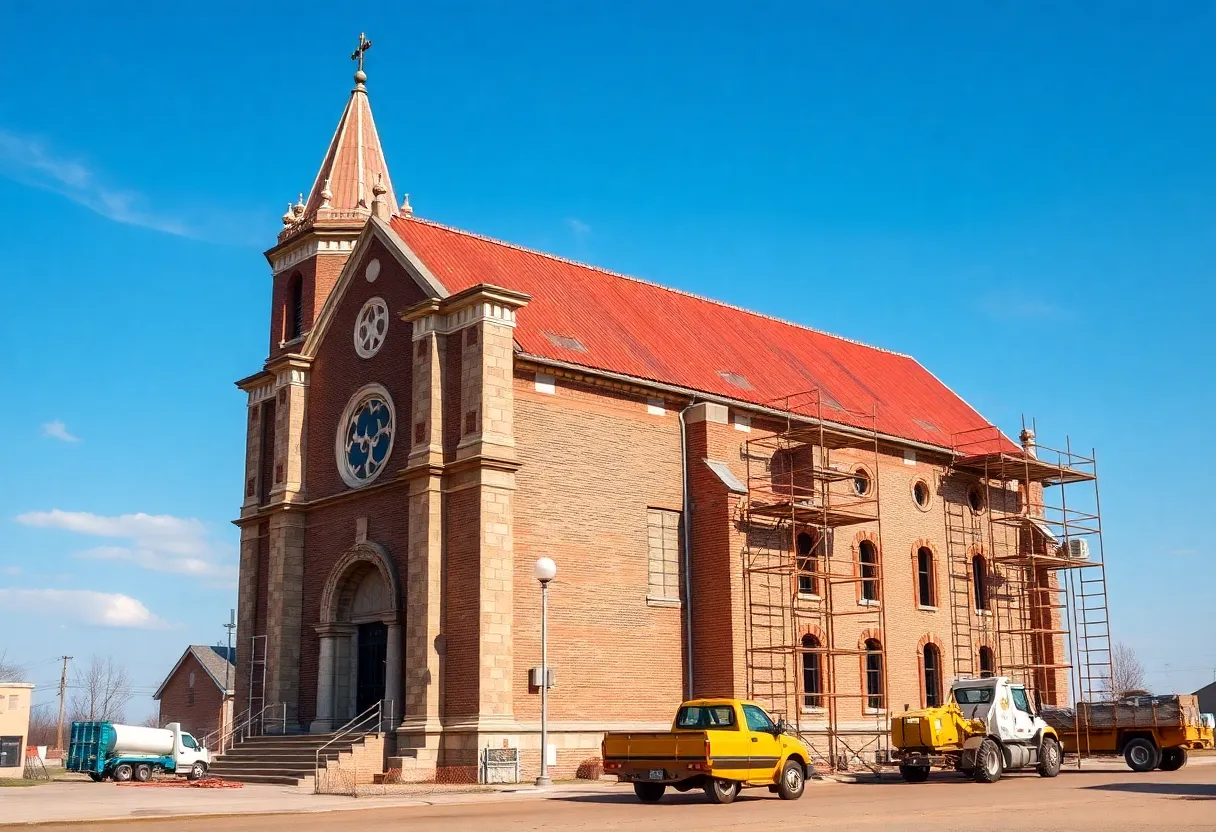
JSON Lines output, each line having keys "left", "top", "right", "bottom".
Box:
{"left": 3, "top": 566, "right": 19, "bottom": 576}
{"left": 978, "top": 293, "right": 1066, "bottom": 322}
{"left": 0, "top": 130, "right": 193, "bottom": 237}
{"left": 0, "top": 588, "right": 170, "bottom": 629}
{"left": 15, "top": 509, "right": 236, "bottom": 581}
{"left": 41, "top": 420, "right": 80, "bottom": 443}
{"left": 565, "top": 217, "right": 591, "bottom": 238}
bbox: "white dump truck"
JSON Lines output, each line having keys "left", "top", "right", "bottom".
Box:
{"left": 65, "top": 721, "right": 212, "bottom": 782}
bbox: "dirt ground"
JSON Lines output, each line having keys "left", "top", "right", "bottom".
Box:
{"left": 22, "top": 764, "right": 1216, "bottom": 832}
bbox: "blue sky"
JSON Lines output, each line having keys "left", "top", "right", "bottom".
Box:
{"left": 1, "top": 2, "right": 1213, "bottom": 718}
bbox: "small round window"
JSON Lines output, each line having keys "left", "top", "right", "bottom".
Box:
{"left": 912, "top": 479, "right": 931, "bottom": 509}
{"left": 853, "top": 469, "right": 871, "bottom": 496}
{"left": 354, "top": 297, "right": 389, "bottom": 358}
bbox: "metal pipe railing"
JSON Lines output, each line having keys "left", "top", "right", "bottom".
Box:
{"left": 313, "top": 699, "right": 392, "bottom": 796}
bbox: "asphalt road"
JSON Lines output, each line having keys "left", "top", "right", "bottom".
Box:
{"left": 30, "top": 766, "right": 1216, "bottom": 831}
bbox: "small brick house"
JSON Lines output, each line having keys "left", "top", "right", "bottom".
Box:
{"left": 154, "top": 646, "right": 236, "bottom": 740}
{"left": 233, "top": 51, "right": 1102, "bottom": 780}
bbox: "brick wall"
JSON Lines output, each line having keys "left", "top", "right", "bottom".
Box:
{"left": 511, "top": 370, "right": 686, "bottom": 726}
{"left": 157, "top": 653, "right": 229, "bottom": 739}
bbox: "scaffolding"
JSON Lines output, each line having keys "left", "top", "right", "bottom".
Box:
{"left": 948, "top": 423, "right": 1112, "bottom": 728}
{"left": 742, "top": 391, "right": 888, "bottom": 772}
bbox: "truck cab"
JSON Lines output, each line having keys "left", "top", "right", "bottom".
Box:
{"left": 892, "top": 676, "right": 1061, "bottom": 783}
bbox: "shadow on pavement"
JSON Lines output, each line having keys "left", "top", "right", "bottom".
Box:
{"left": 1083, "top": 782, "right": 1216, "bottom": 800}
{"left": 556, "top": 791, "right": 773, "bottom": 806}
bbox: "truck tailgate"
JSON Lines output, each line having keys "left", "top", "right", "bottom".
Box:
{"left": 602, "top": 731, "right": 709, "bottom": 761}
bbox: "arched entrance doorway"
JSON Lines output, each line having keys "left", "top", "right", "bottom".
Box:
{"left": 314, "top": 543, "right": 403, "bottom": 732}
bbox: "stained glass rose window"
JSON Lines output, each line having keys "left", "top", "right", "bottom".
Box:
{"left": 335, "top": 385, "right": 395, "bottom": 488}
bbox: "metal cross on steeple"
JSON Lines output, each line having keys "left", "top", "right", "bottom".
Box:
{"left": 351, "top": 33, "right": 372, "bottom": 73}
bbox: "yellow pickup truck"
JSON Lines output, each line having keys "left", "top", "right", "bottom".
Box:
{"left": 601, "top": 698, "right": 811, "bottom": 804}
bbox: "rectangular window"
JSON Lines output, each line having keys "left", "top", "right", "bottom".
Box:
{"left": 647, "top": 508, "right": 681, "bottom": 602}
{"left": 0, "top": 736, "right": 21, "bottom": 768}
{"left": 1011, "top": 687, "right": 1032, "bottom": 713}
{"left": 187, "top": 687, "right": 195, "bottom": 706}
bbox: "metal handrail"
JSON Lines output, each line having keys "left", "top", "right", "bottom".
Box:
{"left": 206, "top": 702, "right": 287, "bottom": 755}
{"left": 313, "top": 699, "right": 393, "bottom": 795}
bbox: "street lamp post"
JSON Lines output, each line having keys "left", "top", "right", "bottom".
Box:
{"left": 533, "top": 556, "right": 557, "bottom": 787}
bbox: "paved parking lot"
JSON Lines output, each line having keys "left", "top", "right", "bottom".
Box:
{"left": 7, "top": 761, "right": 1216, "bottom": 831}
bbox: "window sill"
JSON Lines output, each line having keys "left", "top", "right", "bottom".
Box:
{"left": 800, "top": 707, "right": 827, "bottom": 715}
{"left": 646, "top": 597, "right": 681, "bottom": 608}
{"left": 917, "top": 604, "right": 939, "bottom": 612}
{"left": 864, "top": 708, "right": 888, "bottom": 716}
{"left": 797, "top": 592, "right": 822, "bottom": 602}
{"left": 858, "top": 599, "right": 880, "bottom": 607}
{"left": 974, "top": 609, "right": 993, "bottom": 618}
{"left": 278, "top": 334, "right": 307, "bottom": 349}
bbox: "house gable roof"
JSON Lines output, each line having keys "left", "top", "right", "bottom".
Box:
{"left": 387, "top": 214, "right": 1010, "bottom": 450}
{"left": 153, "top": 646, "right": 236, "bottom": 700}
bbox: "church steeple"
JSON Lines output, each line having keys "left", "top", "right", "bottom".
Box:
{"left": 265, "top": 34, "right": 399, "bottom": 356}
{"left": 280, "top": 33, "right": 397, "bottom": 241}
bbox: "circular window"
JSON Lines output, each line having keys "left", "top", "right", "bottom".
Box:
{"left": 967, "top": 484, "right": 985, "bottom": 514}
{"left": 912, "top": 479, "right": 932, "bottom": 510}
{"left": 354, "top": 297, "right": 389, "bottom": 358}
{"left": 365, "top": 258, "right": 381, "bottom": 283}
{"left": 335, "top": 384, "right": 395, "bottom": 488}
{"left": 853, "top": 468, "right": 871, "bottom": 497}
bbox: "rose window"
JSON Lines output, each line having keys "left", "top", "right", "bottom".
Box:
{"left": 336, "top": 385, "right": 395, "bottom": 488}
{"left": 354, "top": 297, "right": 389, "bottom": 358}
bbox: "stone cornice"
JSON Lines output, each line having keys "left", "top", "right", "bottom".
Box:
{"left": 400, "top": 284, "right": 531, "bottom": 340}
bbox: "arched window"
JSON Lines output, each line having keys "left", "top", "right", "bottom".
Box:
{"left": 853, "top": 468, "right": 870, "bottom": 496}
{"left": 916, "top": 546, "right": 936, "bottom": 607}
{"left": 285, "top": 272, "right": 304, "bottom": 341}
{"left": 864, "top": 638, "right": 884, "bottom": 710}
{"left": 979, "top": 646, "right": 995, "bottom": 677}
{"left": 923, "top": 643, "right": 942, "bottom": 707}
{"left": 796, "top": 532, "right": 818, "bottom": 596}
{"left": 972, "top": 554, "right": 988, "bottom": 611}
{"left": 801, "top": 634, "right": 822, "bottom": 709}
{"left": 859, "top": 540, "right": 878, "bottom": 603}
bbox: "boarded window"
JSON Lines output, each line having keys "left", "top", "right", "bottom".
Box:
{"left": 647, "top": 509, "right": 681, "bottom": 602}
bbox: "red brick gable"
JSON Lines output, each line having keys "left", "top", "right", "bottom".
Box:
{"left": 388, "top": 215, "right": 1011, "bottom": 451}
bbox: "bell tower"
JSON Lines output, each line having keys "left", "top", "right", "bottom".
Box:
{"left": 263, "top": 33, "right": 400, "bottom": 357}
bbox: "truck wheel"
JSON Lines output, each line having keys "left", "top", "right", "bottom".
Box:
{"left": 134, "top": 764, "right": 152, "bottom": 783}
{"left": 705, "top": 778, "right": 741, "bottom": 804}
{"left": 1124, "top": 738, "right": 1159, "bottom": 773}
{"left": 113, "top": 763, "right": 134, "bottom": 782}
{"left": 899, "top": 765, "right": 930, "bottom": 783}
{"left": 1158, "top": 747, "right": 1188, "bottom": 772}
{"left": 188, "top": 762, "right": 207, "bottom": 781}
{"left": 973, "top": 739, "right": 1003, "bottom": 783}
{"left": 777, "top": 760, "right": 806, "bottom": 799}
{"left": 633, "top": 782, "right": 666, "bottom": 803}
{"left": 1037, "top": 737, "right": 1062, "bottom": 778}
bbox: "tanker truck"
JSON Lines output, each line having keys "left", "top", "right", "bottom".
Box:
{"left": 65, "top": 721, "right": 212, "bottom": 782}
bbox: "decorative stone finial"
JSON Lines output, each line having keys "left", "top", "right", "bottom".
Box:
{"left": 400, "top": 193, "right": 413, "bottom": 216}
{"left": 1019, "top": 428, "right": 1037, "bottom": 458}
{"left": 282, "top": 203, "right": 295, "bottom": 226}
{"left": 292, "top": 193, "right": 305, "bottom": 217}
{"left": 370, "top": 173, "right": 389, "bottom": 220}
{"left": 320, "top": 179, "right": 333, "bottom": 209}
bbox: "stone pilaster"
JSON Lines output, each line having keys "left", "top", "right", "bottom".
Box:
{"left": 233, "top": 523, "right": 262, "bottom": 716}
{"left": 270, "top": 360, "right": 310, "bottom": 503}
{"left": 265, "top": 511, "right": 305, "bottom": 725}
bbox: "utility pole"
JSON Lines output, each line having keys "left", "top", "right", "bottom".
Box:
{"left": 55, "top": 656, "right": 72, "bottom": 754}
{"left": 222, "top": 610, "right": 236, "bottom": 743}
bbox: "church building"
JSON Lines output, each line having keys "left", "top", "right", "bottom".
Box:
{"left": 233, "top": 44, "right": 1108, "bottom": 779}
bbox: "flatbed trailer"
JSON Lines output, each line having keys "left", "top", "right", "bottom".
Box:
{"left": 1042, "top": 694, "right": 1213, "bottom": 772}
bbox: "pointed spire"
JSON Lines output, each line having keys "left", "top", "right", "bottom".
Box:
{"left": 287, "top": 33, "right": 397, "bottom": 232}
{"left": 400, "top": 193, "right": 412, "bottom": 216}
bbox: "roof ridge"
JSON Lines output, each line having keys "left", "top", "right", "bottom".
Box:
{"left": 395, "top": 215, "right": 912, "bottom": 359}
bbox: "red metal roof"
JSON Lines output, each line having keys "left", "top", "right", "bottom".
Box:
{"left": 390, "top": 214, "right": 1011, "bottom": 450}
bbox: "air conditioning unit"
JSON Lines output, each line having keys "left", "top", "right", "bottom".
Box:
{"left": 1061, "top": 539, "right": 1090, "bottom": 561}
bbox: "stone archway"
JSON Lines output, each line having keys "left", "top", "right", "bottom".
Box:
{"left": 313, "top": 543, "right": 403, "bottom": 732}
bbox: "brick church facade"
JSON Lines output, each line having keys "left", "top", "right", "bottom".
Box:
{"left": 234, "top": 57, "right": 1092, "bottom": 779}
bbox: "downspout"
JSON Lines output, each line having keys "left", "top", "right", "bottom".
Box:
{"left": 678, "top": 403, "right": 697, "bottom": 700}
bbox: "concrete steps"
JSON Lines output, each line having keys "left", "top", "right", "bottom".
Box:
{"left": 209, "top": 733, "right": 365, "bottom": 786}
